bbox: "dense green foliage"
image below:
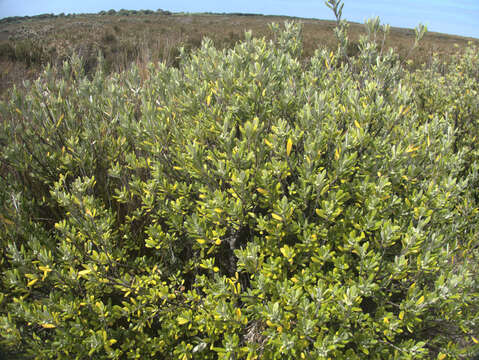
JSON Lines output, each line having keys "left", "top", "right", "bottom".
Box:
{"left": 1, "top": 7, "right": 479, "bottom": 359}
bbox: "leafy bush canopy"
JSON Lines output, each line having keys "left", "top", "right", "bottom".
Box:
{"left": 1, "top": 1, "right": 479, "bottom": 358}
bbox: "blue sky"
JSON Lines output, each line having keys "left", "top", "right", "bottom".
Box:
{"left": 1, "top": 1, "right": 478, "bottom": 38}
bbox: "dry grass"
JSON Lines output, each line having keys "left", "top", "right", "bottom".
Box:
{"left": 0, "top": 11, "right": 477, "bottom": 97}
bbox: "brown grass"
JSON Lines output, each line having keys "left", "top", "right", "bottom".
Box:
{"left": 0, "top": 11, "right": 477, "bottom": 97}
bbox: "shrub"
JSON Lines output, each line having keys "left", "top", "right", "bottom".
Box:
{"left": 118, "top": 9, "right": 131, "bottom": 17}
{"left": 0, "top": 40, "right": 47, "bottom": 67}
{"left": 101, "top": 31, "right": 117, "bottom": 44}
{"left": 0, "top": 1, "right": 479, "bottom": 358}
{"left": 157, "top": 8, "right": 172, "bottom": 16}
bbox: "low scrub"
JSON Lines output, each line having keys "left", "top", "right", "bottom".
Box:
{"left": 1, "top": 1, "right": 479, "bottom": 358}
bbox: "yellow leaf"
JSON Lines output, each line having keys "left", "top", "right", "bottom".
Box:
{"left": 406, "top": 145, "right": 420, "bottom": 153}
{"left": 264, "top": 139, "right": 273, "bottom": 147}
{"left": 286, "top": 138, "right": 293, "bottom": 156}
{"left": 399, "top": 311, "right": 404, "bottom": 320}
{"left": 213, "top": 267, "right": 219, "bottom": 273}
{"left": 334, "top": 148, "right": 340, "bottom": 160}
{"left": 235, "top": 308, "right": 242, "bottom": 319}
{"left": 437, "top": 354, "right": 446, "bottom": 360}
{"left": 354, "top": 120, "right": 362, "bottom": 129}
{"left": 177, "top": 317, "right": 189, "bottom": 325}
{"left": 38, "top": 265, "right": 51, "bottom": 273}
{"left": 196, "top": 239, "right": 206, "bottom": 245}
{"left": 39, "top": 265, "right": 52, "bottom": 280}
{"left": 206, "top": 94, "right": 211, "bottom": 106}
{"left": 257, "top": 188, "right": 268, "bottom": 195}
{"left": 109, "top": 339, "right": 117, "bottom": 345}
{"left": 214, "top": 208, "right": 223, "bottom": 214}
{"left": 472, "top": 336, "right": 479, "bottom": 344}
{"left": 41, "top": 323, "right": 56, "bottom": 329}
{"left": 55, "top": 114, "right": 64, "bottom": 128}
{"left": 215, "top": 238, "right": 222, "bottom": 245}
{"left": 78, "top": 269, "right": 92, "bottom": 277}
{"left": 15, "top": 108, "right": 22, "bottom": 115}
{"left": 416, "top": 295, "right": 425, "bottom": 305}
{"left": 27, "top": 278, "right": 38, "bottom": 287}
{"left": 272, "top": 213, "right": 283, "bottom": 221}
{"left": 280, "top": 246, "right": 289, "bottom": 258}
{"left": 401, "top": 106, "right": 411, "bottom": 115}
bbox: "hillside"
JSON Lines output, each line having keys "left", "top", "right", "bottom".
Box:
{"left": 0, "top": 10, "right": 477, "bottom": 96}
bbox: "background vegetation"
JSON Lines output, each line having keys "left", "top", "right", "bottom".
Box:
{"left": 1, "top": 1, "right": 479, "bottom": 359}
{"left": 0, "top": 8, "right": 477, "bottom": 97}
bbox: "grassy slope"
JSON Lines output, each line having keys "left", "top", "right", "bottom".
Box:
{"left": 0, "top": 11, "right": 477, "bottom": 97}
